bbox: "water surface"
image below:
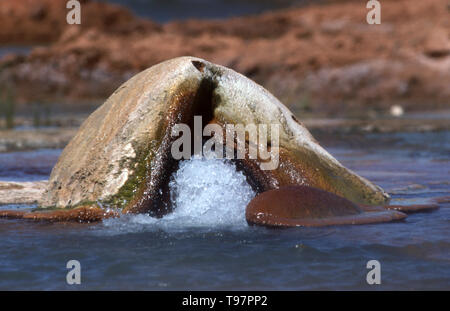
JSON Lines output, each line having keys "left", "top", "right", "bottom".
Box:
{"left": 0, "top": 131, "right": 448, "bottom": 290}
{"left": 0, "top": 46, "right": 31, "bottom": 59}
{"left": 104, "top": 0, "right": 314, "bottom": 22}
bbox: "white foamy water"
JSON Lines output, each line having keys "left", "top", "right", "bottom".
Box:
{"left": 101, "top": 157, "right": 256, "bottom": 233}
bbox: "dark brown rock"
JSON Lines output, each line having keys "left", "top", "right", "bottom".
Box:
{"left": 385, "top": 204, "right": 440, "bottom": 213}
{"left": 246, "top": 186, "right": 406, "bottom": 227}
{"left": 434, "top": 196, "right": 450, "bottom": 204}
{"left": 0, "top": 206, "right": 119, "bottom": 223}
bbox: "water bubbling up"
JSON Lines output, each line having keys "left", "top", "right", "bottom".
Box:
{"left": 102, "top": 156, "right": 256, "bottom": 232}
{"left": 167, "top": 156, "right": 256, "bottom": 226}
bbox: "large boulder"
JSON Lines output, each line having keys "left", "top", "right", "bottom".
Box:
{"left": 40, "top": 56, "right": 389, "bottom": 215}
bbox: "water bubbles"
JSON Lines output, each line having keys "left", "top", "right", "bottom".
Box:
{"left": 167, "top": 156, "right": 255, "bottom": 227}
{"left": 101, "top": 157, "right": 255, "bottom": 233}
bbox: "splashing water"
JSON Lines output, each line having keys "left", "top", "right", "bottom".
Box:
{"left": 167, "top": 156, "right": 256, "bottom": 225}
{"left": 102, "top": 157, "right": 256, "bottom": 232}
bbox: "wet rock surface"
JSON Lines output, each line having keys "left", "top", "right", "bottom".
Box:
{"left": 246, "top": 185, "right": 406, "bottom": 227}
{"left": 0, "top": 206, "right": 118, "bottom": 223}
{"left": 38, "top": 57, "right": 389, "bottom": 215}
{"left": 385, "top": 203, "right": 440, "bottom": 213}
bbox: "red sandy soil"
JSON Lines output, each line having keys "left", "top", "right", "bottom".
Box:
{"left": 0, "top": 0, "right": 449, "bottom": 116}
{"left": 0, "top": 0, "right": 160, "bottom": 45}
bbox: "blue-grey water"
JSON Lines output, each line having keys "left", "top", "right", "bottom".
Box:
{"left": 103, "top": 0, "right": 313, "bottom": 22}
{"left": 0, "top": 131, "right": 449, "bottom": 290}
{"left": 0, "top": 46, "right": 31, "bottom": 59}
{"left": 0, "top": 149, "right": 61, "bottom": 182}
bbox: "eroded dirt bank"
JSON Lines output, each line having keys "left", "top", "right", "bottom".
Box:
{"left": 0, "top": 0, "right": 449, "bottom": 116}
